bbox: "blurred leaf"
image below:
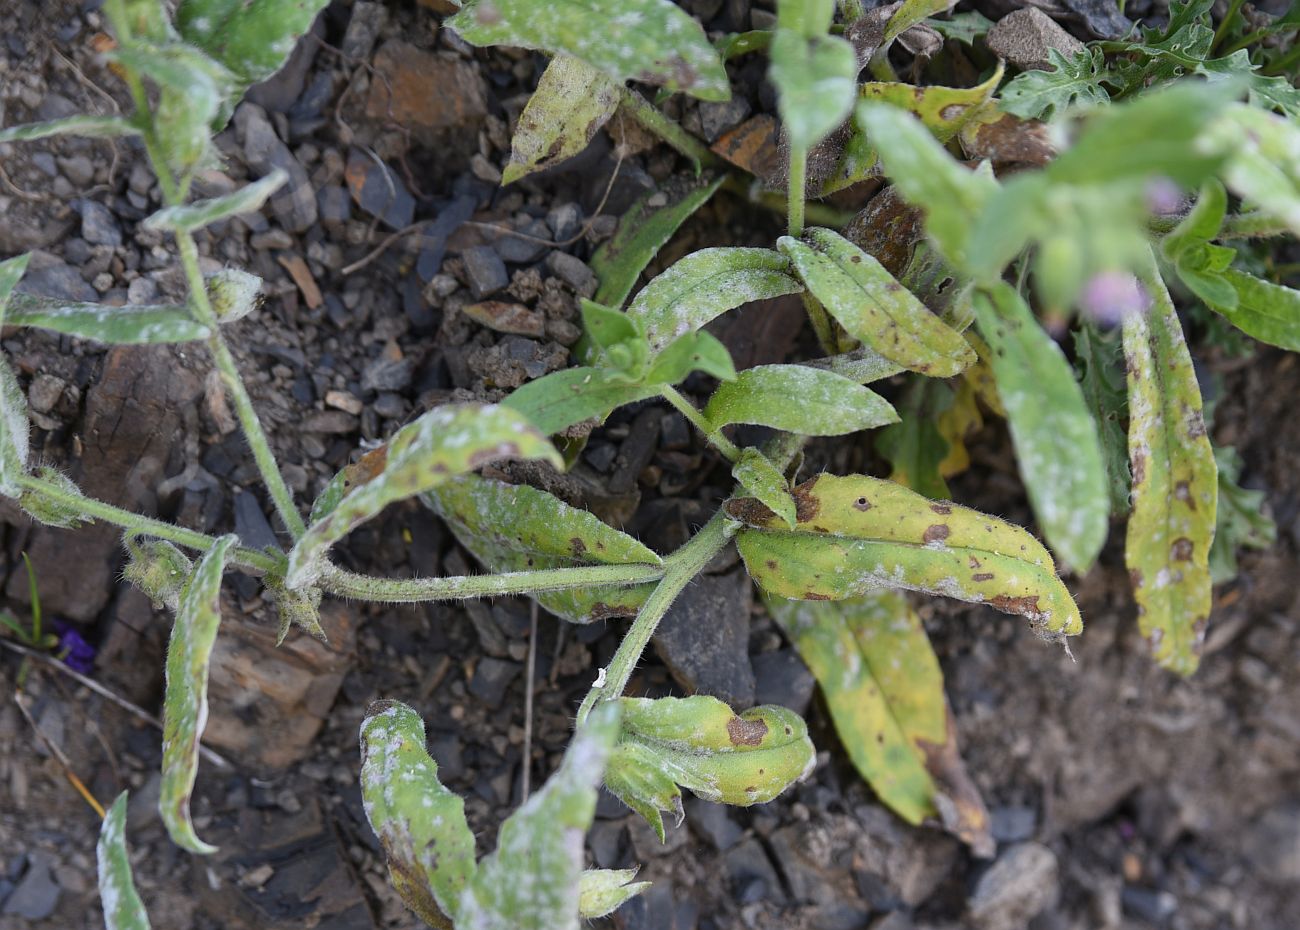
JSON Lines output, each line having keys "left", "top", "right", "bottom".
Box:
{"left": 359, "top": 700, "right": 477, "bottom": 929}
{"left": 0, "top": 254, "right": 32, "bottom": 498}
{"left": 6, "top": 294, "right": 210, "bottom": 344}
{"left": 732, "top": 448, "right": 797, "bottom": 528}
{"left": 935, "top": 377, "right": 982, "bottom": 479}
{"left": 705, "top": 364, "right": 898, "bottom": 434}
{"left": 97, "top": 792, "right": 152, "bottom": 930}
{"left": 999, "top": 48, "right": 1112, "bottom": 121}
{"left": 1124, "top": 252, "right": 1217, "bottom": 676}
{"left": 883, "top": 0, "right": 957, "bottom": 44}
{"left": 973, "top": 283, "right": 1109, "bottom": 572}
{"left": 767, "top": 592, "right": 993, "bottom": 855}
{"left": 1072, "top": 320, "right": 1131, "bottom": 516}
{"left": 1206, "top": 271, "right": 1300, "bottom": 352}
{"left": 426, "top": 473, "right": 659, "bottom": 623}
{"left": 1205, "top": 104, "right": 1300, "bottom": 238}
{"left": 160, "top": 534, "right": 237, "bottom": 854}
{"left": 875, "top": 380, "right": 952, "bottom": 500}
{"left": 775, "top": 0, "right": 835, "bottom": 37}
{"left": 504, "top": 55, "right": 621, "bottom": 185}
{"left": 1209, "top": 445, "right": 1275, "bottom": 585}
{"left": 728, "top": 472, "right": 1083, "bottom": 635}
{"left": 714, "top": 30, "right": 773, "bottom": 59}
{"left": 505, "top": 367, "right": 660, "bottom": 435}
{"left": 447, "top": 0, "right": 730, "bottom": 101}
{"left": 769, "top": 29, "right": 857, "bottom": 151}
{"left": 109, "top": 0, "right": 177, "bottom": 42}
{"left": 0, "top": 115, "right": 140, "bottom": 144}
{"left": 578, "top": 869, "right": 651, "bottom": 919}
{"left": 177, "top": 0, "right": 330, "bottom": 89}
{"left": 143, "top": 169, "right": 288, "bottom": 233}
{"left": 286, "top": 404, "right": 561, "bottom": 588}
{"left": 204, "top": 268, "right": 263, "bottom": 322}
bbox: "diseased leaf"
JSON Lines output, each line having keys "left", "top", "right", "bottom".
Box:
{"left": 591, "top": 175, "right": 726, "bottom": 308}
{"left": 359, "top": 700, "right": 477, "bottom": 929}
{"left": 177, "top": 0, "right": 330, "bottom": 89}
{"left": 6, "top": 294, "right": 210, "bottom": 344}
{"left": 973, "top": 283, "right": 1108, "bottom": 572}
{"left": 458, "top": 703, "right": 621, "bottom": 930}
{"left": 97, "top": 792, "right": 152, "bottom": 930}
{"left": 732, "top": 449, "right": 797, "bottom": 529}
{"left": 204, "top": 268, "right": 263, "bottom": 322}
{"left": 803, "top": 346, "right": 903, "bottom": 385}
{"left": 0, "top": 115, "right": 140, "bottom": 144}
{"left": 578, "top": 869, "right": 651, "bottom": 919}
{"left": 779, "top": 228, "right": 976, "bottom": 376}
{"left": 143, "top": 169, "right": 288, "bottom": 233}
{"left": 769, "top": 29, "right": 858, "bottom": 151}
{"left": 447, "top": 0, "right": 729, "bottom": 101}
{"left": 123, "top": 538, "right": 193, "bottom": 612}
{"left": 643, "top": 331, "right": 737, "bottom": 385}
{"left": 705, "top": 364, "right": 899, "bottom": 435}
{"left": 286, "top": 404, "right": 561, "bottom": 588}
{"left": 1209, "top": 445, "right": 1274, "bottom": 585}
{"left": 504, "top": 55, "right": 621, "bottom": 185}
{"left": 935, "top": 377, "right": 982, "bottom": 479}
{"left": 18, "top": 466, "right": 91, "bottom": 529}
{"left": 859, "top": 63, "right": 1003, "bottom": 144}
{"left": 1205, "top": 104, "right": 1300, "bottom": 238}
{"left": 999, "top": 48, "right": 1112, "bottom": 121}
{"left": 0, "top": 254, "right": 32, "bottom": 498}
{"left": 767, "top": 592, "right": 993, "bottom": 855}
{"left": 1206, "top": 271, "right": 1300, "bottom": 352}
{"left": 1073, "top": 320, "right": 1131, "bottom": 515}
{"left": 160, "top": 534, "right": 237, "bottom": 854}
{"left": 1124, "top": 253, "right": 1217, "bottom": 676}
{"left": 424, "top": 473, "right": 659, "bottom": 623}
{"left": 728, "top": 473, "right": 1083, "bottom": 636}
{"left": 504, "top": 367, "right": 660, "bottom": 436}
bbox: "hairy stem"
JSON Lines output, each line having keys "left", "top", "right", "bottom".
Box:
{"left": 620, "top": 90, "right": 720, "bottom": 172}
{"left": 659, "top": 385, "right": 741, "bottom": 461}
{"left": 318, "top": 561, "right": 665, "bottom": 603}
{"left": 787, "top": 145, "right": 807, "bottom": 238}
{"left": 1149, "top": 210, "right": 1293, "bottom": 240}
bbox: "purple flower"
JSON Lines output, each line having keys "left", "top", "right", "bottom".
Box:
{"left": 1079, "top": 271, "right": 1150, "bottom": 328}
{"left": 1144, "top": 177, "right": 1185, "bottom": 217}
{"left": 52, "top": 620, "right": 96, "bottom": 674}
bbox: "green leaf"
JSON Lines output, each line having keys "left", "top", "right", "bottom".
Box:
{"left": 0, "top": 115, "right": 141, "bottom": 144}
{"left": 1209, "top": 445, "right": 1274, "bottom": 585}
{"left": 998, "top": 48, "right": 1112, "bottom": 121}
{"left": 769, "top": 29, "right": 857, "bottom": 151}
{"left": 359, "top": 700, "right": 477, "bottom": 929}
{"left": 18, "top": 467, "right": 93, "bottom": 529}
{"left": 504, "top": 55, "right": 621, "bottom": 185}
{"left": 883, "top": 0, "right": 957, "bottom": 44}
{"left": 109, "top": 0, "right": 179, "bottom": 43}
{"left": 5, "top": 293, "right": 210, "bottom": 344}
{"left": 582, "top": 299, "right": 645, "bottom": 356}
{"left": 626, "top": 248, "right": 803, "bottom": 354}
{"left": 972, "top": 283, "right": 1108, "bottom": 572}
{"left": 727, "top": 472, "right": 1083, "bottom": 636}
{"left": 705, "top": 364, "right": 898, "bottom": 435}
{"left": 578, "top": 869, "right": 651, "bottom": 919}
{"left": 0, "top": 254, "right": 32, "bottom": 498}
{"left": 143, "top": 169, "right": 288, "bottom": 233}
{"left": 775, "top": 0, "right": 834, "bottom": 38}
{"left": 1205, "top": 104, "right": 1300, "bottom": 238}
{"left": 591, "top": 175, "right": 726, "bottom": 308}
{"left": 458, "top": 703, "right": 622, "bottom": 930}
{"left": 286, "top": 404, "right": 561, "bottom": 588}
{"left": 177, "top": 0, "right": 330, "bottom": 88}
{"left": 1124, "top": 251, "right": 1217, "bottom": 676}
{"left": 732, "top": 449, "right": 797, "bottom": 528}
{"left": 97, "top": 792, "right": 152, "bottom": 930}
{"left": 160, "top": 533, "right": 237, "bottom": 854}
{"left": 766, "top": 592, "right": 993, "bottom": 855}
{"left": 875, "top": 379, "right": 952, "bottom": 500}
{"left": 643, "top": 331, "right": 737, "bottom": 384}
{"left": 929, "top": 11, "right": 995, "bottom": 44}
{"left": 1072, "top": 321, "right": 1131, "bottom": 516}
{"left": 446, "top": 0, "right": 730, "bottom": 101}
{"left": 269, "top": 581, "right": 324, "bottom": 646}
{"left": 1206, "top": 271, "right": 1300, "bottom": 352}
{"left": 714, "top": 30, "right": 773, "bottom": 60}
{"left": 779, "top": 228, "right": 976, "bottom": 376}
{"left": 503, "top": 367, "right": 660, "bottom": 435}
{"left": 1162, "top": 180, "right": 1228, "bottom": 264}
{"left": 424, "top": 473, "right": 659, "bottom": 623}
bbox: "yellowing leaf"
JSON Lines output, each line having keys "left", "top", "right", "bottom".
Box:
{"left": 858, "top": 63, "right": 1004, "bottom": 144}
{"left": 504, "top": 55, "right": 621, "bottom": 185}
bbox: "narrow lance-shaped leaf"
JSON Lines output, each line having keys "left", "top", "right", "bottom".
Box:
{"left": 458, "top": 703, "right": 622, "bottom": 930}
{"left": 1205, "top": 271, "right": 1300, "bottom": 352}
{"left": 504, "top": 367, "right": 661, "bottom": 436}
{"left": 0, "top": 114, "right": 140, "bottom": 144}
{"left": 732, "top": 449, "right": 797, "bottom": 528}
{"left": 143, "top": 169, "right": 288, "bottom": 233}
{"left": 0, "top": 254, "right": 32, "bottom": 498}
{"left": 504, "top": 55, "right": 621, "bottom": 185}
{"left": 6, "top": 294, "right": 211, "bottom": 344}
{"left": 578, "top": 869, "right": 651, "bottom": 919}
{"left": 857, "top": 63, "right": 1004, "bottom": 145}
{"left": 779, "top": 228, "right": 976, "bottom": 376}
{"left": 705, "top": 364, "right": 899, "bottom": 435}
{"left": 1073, "top": 321, "right": 1131, "bottom": 516}
{"left": 769, "top": 29, "right": 857, "bottom": 152}
{"left": 359, "top": 701, "right": 478, "bottom": 929}
{"left": 766, "top": 593, "right": 993, "bottom": 856}
{"left": 287, "top": 404, "right": 561, "bottom": 588}
{"left": 728, "top": 473, "right": 1083, "bottom": 636}
{"left": 447, "top": 0, "right": 730, "bottom": 101}
{"left": 972, "top": 283, "right": 1109, "bottom": 572}
{"left": 160, "top": 534, "right": 237, "bottom": 854}
{"left": 1124, "top": 251, "right": 1217, "bottom": 676}
{"left": 97, "top": 792, "right": 152, "bottom": 930}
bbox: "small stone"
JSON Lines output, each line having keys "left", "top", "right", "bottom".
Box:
{"left": 990, "top": 806, "right": 1038, "bottom": 843}
{"left": 77, "top": 199, "right": 122, "bottom": 248}
{"left": 546, "top": 203, "right": 583, "bottom": 242}
{"left": 251, "top": 228, "right": 295, "bottom": 251}
{"left": 725, "top": 838, "right": 784, "bottom": 904}
{"left": 686, "top": 798, "right": 744, "bottom": 851}
{"left": 317, "top": 185, "right": 352, "bottom": 226}
{"left": 462, "top": 301, "right": 545, "bottom": 337}
{"left": 470, "top": 152, "right": 502, "bottom": 184}
{"left": 1242, "top": 802, "right": 1300, "bottom": 884}
{"left": 128, "top": 162, "right": 153, "bottom": 196}
{"left": 462, "top": 245, "right": 510, "bottom": 299}
{"left": 234, "top": 491, "right": 279, "bottom": 551}
{"left": 373, "top": 392, "right": 407, "bottom": 420}
{"left": 27, "top": 373, "right": 65, "bottom": 414}
{"left": 301, "top": 410, "right": 359, "bottom": 434}
{"left": 1120, "top": 886, "right": 1178, "bottom": 923}
{"left": 58, "top": 154, "right": 94, "bottom": 187}
{"left": 654, "top": 570, "right": 755, "bottom": 707}
{"left": 968, "top": 842, "right": 1059, "bottom": 930}
{"left": 2, "top": 853, "right": 60, "bottom": 920}
{"left": 325, "top": 389, "right": 364, "bottom": 415}
{"left": 367, "top": 40, "right": 488, "bottom": 148}
{"left": 344, "top": 148, "right": 415, "bottom": 229}
{"left": 545, "top": 251, "right": 596, "bottom": 297}
{"left": 545, "top": 318, "right": 582, "bottom": 346}
{"left": 752, "top": 649, "right": 816, "bottom": 715}
{"left": 986, "top": 8, "right": 1085, "bottom": 72}
{"left": 341, "top": 1, "right": 388, "bottom": 60}
{"left": 588, "top": 820, "right": 628, "bottom": 869}
{"left": 362, "top": 344, "right": 414, "bottom": 393}
{"left": 493, "top": 218, "right": 550, "bottom": 264}
{"left": 697, "top": 96, "right": 752, "bottom": 143}
{"left": 628, "top": 810, "right": 690, "bottom": 860}
{"left": 126, "top": 275, "right": 159, "bottom": 303}
{"left": 468, "top": 657, "right": 521, "bottom": 709}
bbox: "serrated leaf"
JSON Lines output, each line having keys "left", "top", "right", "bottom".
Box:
{"left": 5, "top": 294, "right": 210, "bottom": 344}
{"left": 766, "top": 592, "right": 992, "bottom": 855}
{"left": 1073, "top": 320, "right": 1131, "bottom": 516}
{"left": 705, "top": 364, "right": 898, "bottom": 435}
{"left": 1205, "top": 271, "right": 1300, "bottom": 352}
{"left": 973, "top": 283, "right": 1108, "bottom": 572}
{"left": 505, "top": 55, "right": 619, "bottom": 185}
{"left": 626, "top": 248, "right": 802, "bottom": 354}
{"left": 1209, "top": 445, "right": 1274, "bottom": 585}
{"left": 97, "top": 792, "right": 152, "bottom": 930}
{"left": 424, "top": 473, "right": 659, "bottom": 623}
{"left": 0, "top": 254, "right": 32, "bottom": 498}
{"left": 177, "top": 0, "right": 330, "bottom": 88}
{"left": 883, "top": 0, "right": 957, "bottom": 44}
{"left": 504, "top": 367, "right": 660, "bottom": 435}
{"left": 998, "top": 48, "right": 1112, "bottom": 121}
{"left": 732, "top": 449, "right": 797, "bottom": 528}
{"left": 0, "top": 115, "right": 140, "bottom": 144}
{"left": 447, "top": 0, "right": 729, "bottom": 101}
{"left": 779, "top": 228, "right": 976, "bottom": 376}
{"left": 1124, "top": 252, "right": 1217, "bottom": 676}
{"left": 160, "top": 533, "right": 237, "bottom": 854}
{"left": 286, "top": 404, "right": 561, "bottom": 588}
{"left": 727, "top": 473, "right": 1083, "bottom": 636}
{"left": 858, "top": 63, "right": 1004, "bottom": 144}
{"left": 591, "top": 175, "right": 726, "bottom": 308}
{"left": 458, "top": 703, "right": 621, "bottom": 930}
{"left": 578, "top": 869, "right": 651, "bottom": 919}
{"left": 143, "top": 169, "right": 288, "bottom": 233}
{"left": 769, "top": 29, "right": 857, "bottom": 151}
{"left": 359, "top": 700, "right": 477, "bottom": 929}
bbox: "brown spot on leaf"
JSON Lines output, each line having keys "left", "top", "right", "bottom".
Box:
{"left": 971, "top": 572, "right": 995, "bottom": 582}
{"left": 804, "top": 592, "right": 832, "bottom": 601}
{"left": 1174, "top": 480, "right": 1194, "bottom": 509}
{"left": 765, "top": 559, "right": 779, "bottom": 571}
{"left": 570, "top": 537, "right": 587, "bottom": 557}
{"left": 469, "top": 441, "right": 521, "bottom": 467}
{"left": 792, "top": 480, "right": 821, "bottom": 523}
{"left": 854, "top": 496, "right": 872, "bottom": 511}
{"left": 589, "top": 602, "right": 639, "bottom": 621}
{"left": 931, "top": 503, "right": 952, "bottom": 515}
{"left": 923, "top": 524, "right": 950, "bottom": 544}
{"left": 1171, "top": 537, "right": 1194, "bottom": 561}
{"left": 726, "top": 715, "right": 768, "bottom": 746}
{"left": 968, "top": 556, "right": 982, "bottom": 569}
{"left": 724, "top": 497, "right": 778, "bottom": 526}
{"left": 988, "top": 594, "right": 1042, "bottom": 618}
{"left": 1132, "top": 452, "right": 1146, "bottom": 485}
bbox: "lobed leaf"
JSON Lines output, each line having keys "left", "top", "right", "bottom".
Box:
{"left": 503, "top": 367, "right": 660, "bottom": 436}
{"left": 6, "top": 294, "right": 210, "bottom": 344}
{"left": 704, "top": 364, "right": 899, "bottom": 435}
{"left": 767, "top": 592, "right": 993, "bottom": 855}
{"left": 286, "top": 404, "right": 560, "bottom": 588}
{"left": 769, "top": 29, "right": 858, "bottom": 152}
{"left": 1124, "top": 252, "right": 1217, "bottom": 676}
{"left": 0, "top": 115, "right": 140, "bottom": 144}
{"left": 578, "top": 869, "right": 651, "bottom": 919}
{"left": 446, "top": 0, "right": 729, "bottom": 101}
{"left": 998, "top": 48, "right": 1112, "bottom": 121}
{"left": 143, "top": 169, "right": 288, "bottom": 233}
{"left": 0, "top": 254, "right": 32, "bottom": 498}
{"left": 972, "top": 283, "right": 1109, "bottom": 572}
{"left": 728, "top": 473, "right": 1083, "bottom": 636}
{"left": 779, "top": 228, "right": 976, "bottom": 376}
{"left": 424, "top": 473, "right": 659, "bottom": 623}
{"left": 160, "top": 534, "right": 237, "bottom": 854}
{"left": 97, "top": 792, "right": 152, "bottom": 930}
{"left": 504, "top": 55, "right": 621, "bottom": 185}
{"left": 732, "top": 449, "right": 797, "bottom": 528}
{"left": 359, "top": 700, "right": 477, "bottom": 929}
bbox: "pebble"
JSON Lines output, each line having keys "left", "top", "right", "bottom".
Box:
{"left": 76, "top": 199, "right": 122, "bottom": 248}
{"left": 1242, "top": 802, "right": 1300, "bottom": 883}
{"left": 685, "top": 798, "right": 744, "bottom": 851}
{"left": 362, "top": 353, "right": 414, "bottom": 394}
{"left": 57, "top": 154, "right": 94, "bottom": 187}
{"left": 372, "top": 392, "right": 407, "bottom": 420}
{"left": 546, "top": 203, "right": 584, "bottom": 242}
{"left": 325, "top": 389, "right": 364, "bottom": 415}
{"left": 462, "top": 245, "right": 510, "bottom": 299}
{"left": 493, "top": 218, "right": 550, "bottom": 264}
{"left": 1, "top": 853, "right": 59, "bottom": 920}
{"left": 752, "top": 649, "right": 816, "bottom": 715}
{"left": 341, "top": 1, "right": 388, "bottom": 60}
{"left": 301, "top": 410, "right": 359, "bottom": 434}
{"left": 986, "top": 8, "right": 1085, "bottom": 72}
{"left": 27, "top": 373, "right": 65, "bottom": 415}
{"left": 990, "top": 805, "right": 1038, "bottom": 843}
{"left": 545, "top": 251, "right": 597, "bottom": 297}
{"left": 967, "top": 842, "right": 1059, "bottom": 930}
{"left": 127, "top": 275, "right": 159, "bottom": 303}
{"left": 697, "top": 96, "right": 752, "bottom": 142}
{"left": 467, "top": 657, "right": 521, "bottom": 709}
{"left": 234, "top": 491, "right": 280, "bottom": 551}
{"left": 462, "top": 300, "right": 545, "bottom": 337}
{"left": 725, "top": 838, "right": 784, "bottom": 904}
{"left": 654, "top": 570, "right": 756, "bottom": 708}
{"left": 1121, "top": 886, "right": 1178, "bottom": 922}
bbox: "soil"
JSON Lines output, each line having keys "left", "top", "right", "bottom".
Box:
{"left": 0, "top": 1, "right": 1298, "bottom": 930}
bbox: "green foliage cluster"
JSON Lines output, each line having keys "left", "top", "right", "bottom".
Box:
{"left": 1, "top": 0, "right": 1297, "bottom": 925}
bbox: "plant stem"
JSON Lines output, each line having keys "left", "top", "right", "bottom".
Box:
{"left": 801, "top": 291, "right": 839, "bottom": 355}
{"left": 620, "top": 90, "right": 720, "bottom": 173}
{"left": 1211, "top": 0, "right": 1246, "bottom": 54}
{"left": 659, "top": 385, "right": 741, "bottom": 461}
{"left": 173, "top": 231, "right": 307, "bottom": 539}
{"left": 868, "top": 48, "right": 899, "bottom": 82}
{"left": 1149, "top": 210, "right": 1292, "bottom": 240}
{"left": 718, "top": 175, "right": 854, "bottom": 227}
{"left": 787, "top": 145, "right": 807, "bottom": 238}
{"left": 576, "top": 512, "right": 736, "bottom": 722}
{"left": 317, "top": 561, "right": 665, "bottom": 603}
